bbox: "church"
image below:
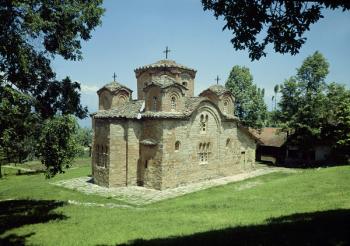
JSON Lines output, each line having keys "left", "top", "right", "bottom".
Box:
{"left": 91, "top": 58, "right": 258, "bottom": 190}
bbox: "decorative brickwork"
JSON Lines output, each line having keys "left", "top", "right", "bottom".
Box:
{"left": 91, "top": 60, "right": 258, "bottom": 190}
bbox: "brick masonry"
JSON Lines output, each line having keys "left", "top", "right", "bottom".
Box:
{"left": 92, "top": 60, "right": 258, "bottom": 190}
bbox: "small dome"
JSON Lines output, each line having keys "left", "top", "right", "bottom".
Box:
{"left": 97, "top": 81, "right": 132, "bottom": 94}
{"left": 205, "top": 84, "right": 229, "bottom": 95}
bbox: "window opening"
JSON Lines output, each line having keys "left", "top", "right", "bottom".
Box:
{"left": 152, "top": 96, "right": 157, "bottom": 111}
{"left": 226, "top": 138, "right": 231, "bottom": 148}
{"left": 171, "top": 96, "right": 176, "bottom": 110}
{"left": 224, "top": 101, "right": 228, "bottom": 113}
{"left": 200, "top": 114, "right": 208, "bottom": 133}
{"left": 199, "top": 142, "right": 210, "bottom": 163}
{"left": 175, "top": 141, "right": 180, "bottom": 151}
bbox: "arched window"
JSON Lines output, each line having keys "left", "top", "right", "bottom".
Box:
{"left": 223, "top": 101, "right": 228, "bottom": 113}
{"left": 200, "top": 114, "right": 208, "bottom": 133}
{"left": 204, "top": 143, "right": 208, "bottom": 162}
{"left": 171, "top": 96, "right": 176, "bottom": 110}
{"left": 226, "top": 138, "right": 231, "bottom": 148}
{"left": 152, "top": 96, "right": 157, "bottom": 111}
{"left": 182, "top": 81, "right": 188, "bottom": 87}
{"left": 175, "top": 141, "right": 180, "bottom": 151}
{"left": 199, "top": 142, "right": 210, "bottom": 163}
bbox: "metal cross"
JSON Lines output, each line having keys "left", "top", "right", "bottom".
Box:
{"left": 163, "top": 46, "right": 171, "bottom": 59}
{"left": 112, "top": 72, "right": 117, "bottom": 82}
{"left": 215, "top": 75, "right": 220, "bottom": 85}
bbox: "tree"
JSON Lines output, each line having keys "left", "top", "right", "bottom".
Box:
{"left": 202, "top": 0, "right": 350, "bottom": 60}
{"left": 277, "top": 51, "right": 350, "bottom": 163}
{"left": 37, "top": 115, "right": 79, "bottom": 177}
{"left": 278, "top": 77, "right": 302, "bottom": 126}
{"left": 0, "top": 1, "right": 104, "bottom": 117}
{"left": 0, "top": 1, "right": 104, "bottom": 176}
{"left": 75, "top": 126, "right": 93, "bottom": 157}
{"left": 0, "top": 85, "right": 39, "bottom": 177}
{"left": 225, "top": 65, "right": 267, "bottom": 128}
{"left": 273, "top": 84, "right": 279, "bottom": 110}
{"left": 297, "top": 51, "right": 329, "bottom": 95}
{"left": 278, "top": 52, "right": 329, "bottom": 146}
{"left": 0, "top": 86, "right": 37, "bottom": 162}
{"left": 322, "top": 83, "right": 350, "bottom": 161}
{"left": 76, "top": 127, "right": 93, "bottom": 148}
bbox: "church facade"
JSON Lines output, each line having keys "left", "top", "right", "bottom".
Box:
{"left": 91, "top": 60, "right": 257, "bottom": 190}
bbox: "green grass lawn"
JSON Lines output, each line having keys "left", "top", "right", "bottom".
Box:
{"left": 0, "top": 159, "right": 349, "bottom": 245}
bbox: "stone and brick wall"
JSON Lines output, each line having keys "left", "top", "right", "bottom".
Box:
{"left": 92, "top": 119, "right": 110, "bottom": 187}
{"left": 161, "top": 88, "right": 185, "bottom": 112}
{"left": 93, "top": 102, "right": 256, "bottom": 190}
{"left": 93, "top": 60, "right": 256, "bottom": 190}
{"left": 136, "top": 67, "right": 195, "bottom": 100}
{"left": 160, "top": 103, "right": 256, "bottom": 189}
{"left": 140, "top": 119, "right": 164, "bottom": 189}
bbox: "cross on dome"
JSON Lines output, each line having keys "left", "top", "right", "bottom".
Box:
{"left": 163, "top": 46, "right": 171, "bottom": 59}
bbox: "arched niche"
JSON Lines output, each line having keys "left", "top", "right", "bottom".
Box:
{"left": 99, "top": 90, "right": 112, "bottom": 110}
{"left": 111, "top": 90, "right": 130, "bottom": 108}
{"left": 220, "top": 93, "right": 234, "bottom": 115}
{"left": 164, "top": 88, "right": 183, "bottom": 112}
{"left": 189, "top": 101, "right": 223, "bottom": 135}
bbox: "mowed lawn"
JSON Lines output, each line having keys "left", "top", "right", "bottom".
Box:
{"left": 0, "top": 158, "right": 349, "bottom": 245}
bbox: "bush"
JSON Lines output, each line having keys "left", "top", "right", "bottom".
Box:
{"left": 37, "top": 115, "right": 79, "bottom": 177}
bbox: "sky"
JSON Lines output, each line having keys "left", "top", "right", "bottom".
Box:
{"left": 51, "top": 0, "right": 350, "bottom": 128}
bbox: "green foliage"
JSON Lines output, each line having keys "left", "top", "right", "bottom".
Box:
{"left": 0, "top": 1, "right": 104, "bottom": 176}
{"left": 75, "top": 126, "right": 92, "bottom": 157}
{"left": 277, "top": 51, "right": 350, "bottom": 161}
{"left": 278, "top": 52, "right": 329, "bottom": 139}
{"left": 0, "top": 0, "right": 104, "bottom": 119}
{"left": 76, "top": 127, "right": 92, "bottom": 148}
{"left": 322, "top": 83, "right": 350, "bottom": 160}
{"left": 202, "top": 0, "right": 350, "bottom": 60}
{"left": 0, "top": 85, "right": 38, "bottom": 164}
{"left": 37, "top": 115, "right": 79, "bottom": 178}
{"left": 225, "top": 65, "right": 267, "bottom": 129}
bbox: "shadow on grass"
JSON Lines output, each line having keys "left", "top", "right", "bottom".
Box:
{"left": 123, "top": 209, "right": 350, "bottom": 246}
{"left": 0, "top": 199, "right": 67, "bottom": 245}
{"left": 15, "top": 170, "right": 46, "bottom": 176}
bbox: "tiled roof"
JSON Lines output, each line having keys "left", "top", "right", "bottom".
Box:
{"left": 92, "top": 97, "right": 237, "bottom": 120}
{"left": 97, "top": 81, "right": 132, "bottom": 94}
{"left": 250, "top": 128, "right": 287, "bottom": 147}
{"left": 204, "top": 84, "right": 230, "bottom": 95}
{"left": 135, "top": 60, "right": 196, "bottom": 75}
{"left": 92, "top": 100, "right": 144, "bottom": 119}
{"left": 184, "top": 97, "right": 207, "bottom": 114}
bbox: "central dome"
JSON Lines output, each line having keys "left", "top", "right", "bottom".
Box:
{"left": 134, "top": 60, "right": 196, "bottom": 77}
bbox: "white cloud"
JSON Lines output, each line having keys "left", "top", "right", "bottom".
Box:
{"left": 80, "top": 84, "right": 99, "bottom": 94}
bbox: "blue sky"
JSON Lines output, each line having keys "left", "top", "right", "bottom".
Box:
{"left": 52, "top": 1, "right": 350, "bottom": 127}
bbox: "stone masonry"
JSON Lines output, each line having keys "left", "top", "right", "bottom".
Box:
{"left": 91, "top": 59, "right": 259, "bottom": 190}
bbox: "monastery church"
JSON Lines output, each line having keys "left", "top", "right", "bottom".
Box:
{"left": 91, "top": 59, "right": 257, "bottom": 190}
